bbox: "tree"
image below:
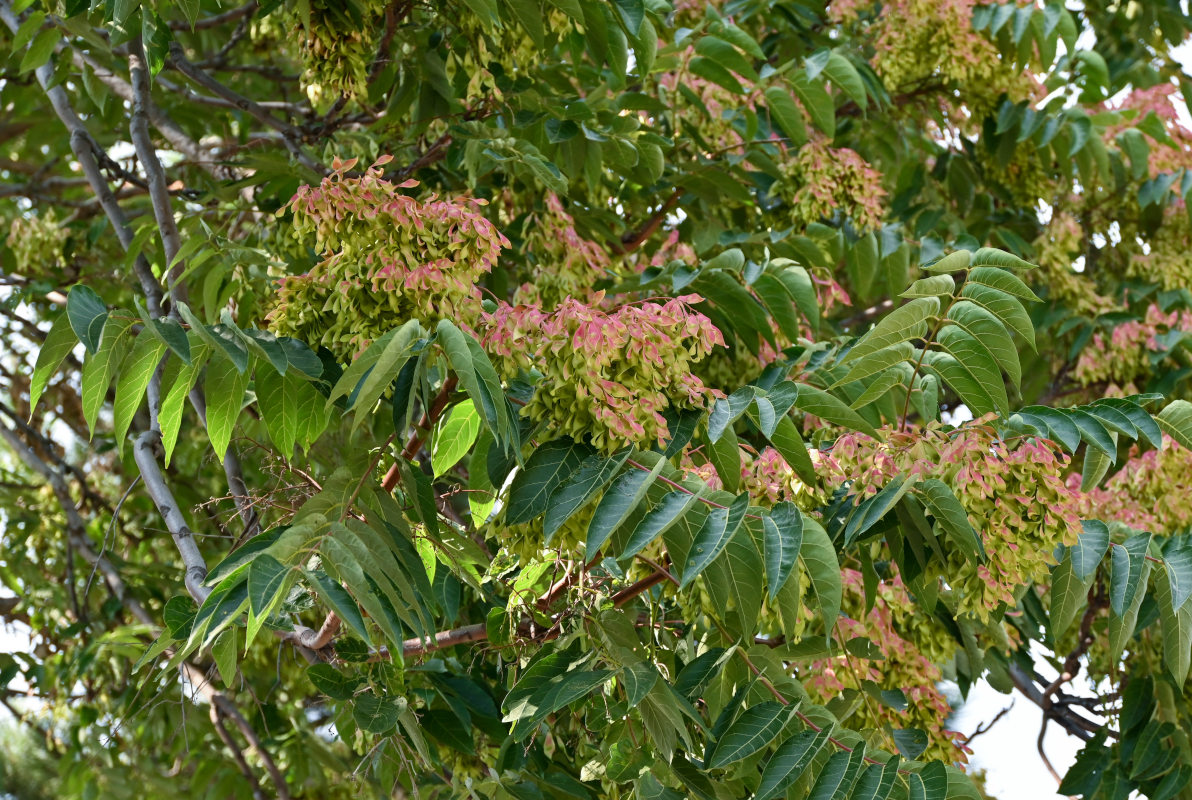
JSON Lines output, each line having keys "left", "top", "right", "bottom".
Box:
{"left": 3, "top": 0, "right": 1192, "bottom": 796}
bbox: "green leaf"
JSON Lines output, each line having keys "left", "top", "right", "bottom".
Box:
{"left": 545, "top": 450, "right": 630, "bottom": 541}
{"left": 135, "top": 300, "right": 191, "bottom": 364}
{"left": 925, "top": 250, "right": 972, "bottom": 274}
{"left": 695, "top": 35, "right": 756, "bottom": 81}
{"left": 909, "top": 762, "right": 948, "bottom": 800}
{"left": 793, "top": 73, "right": 834, "bottom": 136}
{"left": 794, "top": 385, "right": 879, "bottom": 437}
{"left": 354, "top": 692, "right": 400, "bottom": 734}
{"left": 585, "top": 457, "right": 665, "bottom": 560}
{"left": 800, "top": 517, "right": 841, "bottom": 632}
{"left": 765, "top": 416, "right": 817, "bottom": 485}
{"left": 763, "top": 502, "right": 803, "bottom": 600}
{"left": 1069, "top": 410, "right": 1117, "bottom": 461}
{"left": 505, "top": 0, "right": 544, "bottom": 46}
{"left": 1050, "top": 521, "right": 1110, "bottom": 641}
{"left": 257, "top": 367, "right": 330, "bottom": 458}
{"left": 807, "top": 750, "right": 853, "bottom": 800}
{"left": 246, "top": 553, "right": 290, "bottom": 648}
{"left": 305, "top": 569, "right": 372, "bottom": 646}
{"left": 67, "top": 286, "right": 109, "bottom": 355}
{"left": 764, "top": 87, "right": 808, "bottom": 146}
{"left": 506, "top": 437, "right": 592, "bottom": 525}
{"left": 920, "top": 348, "right": 999, "bottom": 418}
{"left": 843, "top": 297, "right": 938, "bottom": 365}
{"left": 708, "top": 387, "right": 759, "bottom": 442}
{"left": 834, "top": 342, "right": 916, "bottom": 387}
{"left": 900, "top": 274, "right": 955, "bottom": 299}
{"left": 933, "top": 324, "right": 1009, "bottom": 414}
{"left": 851, "top": 758, "right": 899, "bottom": 800}
{"left": 916, "top": 479, "right": 983, "bottom": 565}
{"left": 680, "top": 493, "right": 749, "bottom": 588}
{"left": 307, "top": 663, "right": 362, "bottom": 701}
{"left": 1156, "top": 567, "right": 1192, "bottom": 685}
{"left": 754, "top": 727, "right": 831, "bottom": 800}
{"left": 431, "top": 400, "right": 481, "bottom": 478}
{"left": 347, "top": 320, "right": 422, "bottom": 426}
{"left": 247, "top": 553, "right": 289, "bottom": 620}
{"left": 946, "top": 300, "right": 1021, "bottom": 389}
{"left": 620, "top": 488, "right": 706, "bottom": 563}
{"left": 612, "top": 0, "right": 643, "bottom": 33}
{"left": 507, "top": 668, "right": 613, "bottom": 740}
{"left": 159, "top": 340, "right": 208, "bottom": 466}
{"left": 1110, "top": 549, "right": 1148, "bottom": 670}
{"left": 29, "top": 314, "right": 79, "bottom": 412}
{"left": 211, "top": 628, "right": 237, "bottom": 689}
{"left": 1157, "top": 400, "right": 1192, "bottom": 450}
{"left": 112, "top": 334, "right": 167, "bottom": 455}
{"left": 707, "top": 701, "right": 795, "bottom": 769}
{"left": 1165, "top": 545, "right": 1192, "bottom": 617}
{"left": 689, "top": 56, "right": 744, "bottom": 94}
{"left": 205, "top": 351, "right": 250, "bottom": 463}
{"left": 19, "top": 27, "right": 61, "bottom": 74}
{"left": 966, "top": 266, "right": 1041, "bottom": 303}
{"left": 823, "top": 51, "right": 866, "bottom": 108}
{"left": 969, "top": 247, "right": 1036, "bottom": 271}
{"left": 958, "top": 282, "right": 1036, "bottom": 349}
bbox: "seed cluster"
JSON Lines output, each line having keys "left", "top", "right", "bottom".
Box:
{"left": 268, "top": 156, "right": 508, "bottom": 358}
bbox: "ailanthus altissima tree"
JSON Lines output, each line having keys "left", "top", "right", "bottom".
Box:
{"left": 6, "top": 0, "right": 1192, "bottom": 797}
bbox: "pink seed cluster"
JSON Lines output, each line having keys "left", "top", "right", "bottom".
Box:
{"left": 268, "top": 156, "right": 509, "bottom": 357}
{"left": 483, "top": 294, "right": 725, "bottom": 452}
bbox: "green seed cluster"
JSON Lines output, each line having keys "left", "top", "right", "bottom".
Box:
{"left": 291, "top": 0, "right": 385, "bottom": 107}
{"left": 6, "top": 209, "right": 67, "bottom": 279}
{"left": 778, "top": 138, "right": 886, "bottom": 231}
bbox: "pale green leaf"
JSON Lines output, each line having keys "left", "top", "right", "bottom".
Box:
{"left": 29, "top": 314, "right": 78, "bottom": 413}
{"left": 112, "top": 334, "right": 167, "bottom": 455}
{"left": 431, "top": 400, "right": 481, "bottom": 478}
{"left": 205, "top": 352, "right": 250, "bottom": 463}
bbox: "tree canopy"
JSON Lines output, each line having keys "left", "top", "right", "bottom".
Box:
{"left": 4, "top": 0, "right": 1192, "bottom": 798}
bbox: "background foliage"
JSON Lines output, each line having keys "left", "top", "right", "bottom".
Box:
{"left": 4, "top": 0, "right": 1192, "bottom": 798}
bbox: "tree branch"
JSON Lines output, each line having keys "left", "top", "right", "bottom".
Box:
{"left": 130, "top": 41, "right": 188, "bottom": 304}
{"left": 0, "top": 0, "right": 164, "bottom": 317}
{"left": 167, "top": 42, "right": 325, "bottom": 175}
{"left": 0, "top": 419, "right": 153, "bottom": 626}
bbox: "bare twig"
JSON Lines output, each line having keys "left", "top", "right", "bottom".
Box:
{"left": 167, "top": 42, "right": 325, "bottom": 175}
{"left": 0, "top": 419, "right": 152, "bottom": 626}
{"left": 167, "top": 1, "right": 258, "bottom": 31}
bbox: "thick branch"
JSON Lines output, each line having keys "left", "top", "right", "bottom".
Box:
{"left": 68, "top": 48, "right": 233, "bottom": 181}
{"left": 129, "top": 41, "right": 187, "bottom": 303}
{"left": 133, "top": 430, "right": 210, "bottom": 602}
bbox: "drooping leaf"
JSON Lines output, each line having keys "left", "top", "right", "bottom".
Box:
{"left": 679, "top": 493, "right": 749, "bottom": 588}
{"left": 506, "top": 437, "right": 593, "bottom": 525}
{"left": 111, "top": 334, "right": 167, "bottom": 455}
{"left": 763, "top": 502, "right": 803, "bottom": 600}
{"left": 754, "top": 727, "right": 832, "bottom": 800}
{"left": 29, "top": 314, "right": 79, "bottom": 413}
